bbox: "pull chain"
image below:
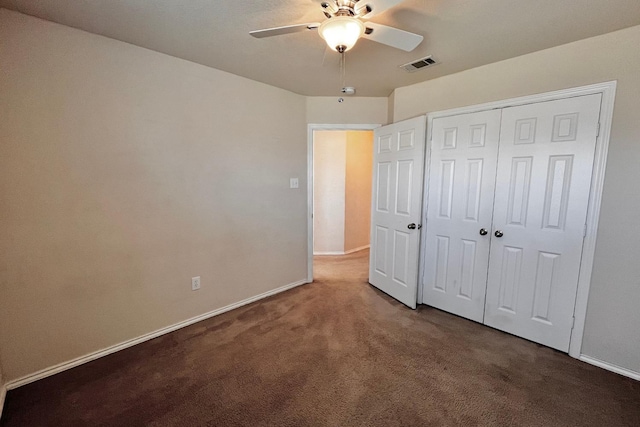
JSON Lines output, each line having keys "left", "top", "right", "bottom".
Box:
{"left": 340, "top": 51, "right": 346, "bottom": 89}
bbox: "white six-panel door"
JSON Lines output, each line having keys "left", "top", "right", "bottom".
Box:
{"left": 422, "top": 110, "right": 502, "bottom": 322}
{"left": 483, "top": 94, "right": 602, "bottom": 351}
{"left": 369, "top": 116, "right": 426, "bottom": 309}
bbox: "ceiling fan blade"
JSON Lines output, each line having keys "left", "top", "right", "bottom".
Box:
{"left": 358, "top": 0, "right": 404, "bottom": 19}
{"left": 362, "top": 22, "right": 423, "bottom": 52}
{"left": 250, "top": 23, "right": 321, "bottom": 38}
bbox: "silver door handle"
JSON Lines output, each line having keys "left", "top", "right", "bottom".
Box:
{"left": 479, "top": 228, "right": 488, "bottom": 236}
{"left": 408, "top": 223, "right": 416, "bottom": 230}
{"left": 494, "top": 230, "right": 504, "bottom": 238}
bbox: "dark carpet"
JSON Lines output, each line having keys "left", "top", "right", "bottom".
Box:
{"left": 2, "top": 250, "right": 639, "bottom": 426}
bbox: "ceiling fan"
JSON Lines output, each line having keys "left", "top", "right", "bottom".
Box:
{"left": 250, "top": 0, "right": 423, "bottom": 53}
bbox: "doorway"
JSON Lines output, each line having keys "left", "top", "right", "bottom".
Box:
{"left": 307, "top": 124, "right": 379, "bottom": 281}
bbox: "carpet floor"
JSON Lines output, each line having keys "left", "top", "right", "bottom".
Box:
{"left": 1, "top": 250, "right": 639, "bottom": 426}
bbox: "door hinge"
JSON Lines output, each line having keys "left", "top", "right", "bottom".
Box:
{"left": 583, "top": 223, "right": 587, "bottom": 237}
{"left": 596, "top": 122, "right": 601, "bottom": 137}
{"left": 571, "top": 316, "right": 576, "bottom": 329}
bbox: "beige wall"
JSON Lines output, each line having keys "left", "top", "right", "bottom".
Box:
{"left": 306, "top": 96, "right": 388, "bottom": 125}
{"left": 393, "top": 25, "right": 640, "bottom": 373}
{"left": 313, "top": 131, "right": 347, "bottom": 254}
{"left": 387, "top": 91, "right": 395, "bottom": 124}
{"left": 0, "top": 9, "right": 308, "bottom": 381}
{"left": 344, "top": 131, "right": 373, "bottom": 252}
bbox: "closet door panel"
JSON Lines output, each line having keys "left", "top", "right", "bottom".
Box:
{"left": 484, "top": 93, "right": 602, "bottom": 351}
{"left": 422, "top": 109, "right": 502, "bottom": 322}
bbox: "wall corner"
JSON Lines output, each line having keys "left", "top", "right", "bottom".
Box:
{"left": 387, "top": 90, "right": 395, "bottom": 124}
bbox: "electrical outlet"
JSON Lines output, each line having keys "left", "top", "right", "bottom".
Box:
{"left": 191, "top": 276, "right": 201, "bottom": 291}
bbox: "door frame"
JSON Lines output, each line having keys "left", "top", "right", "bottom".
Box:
{"left": 307, "top": 123, "right": 381, "bottom": 282}
{"left": 419, "top": 81, "right": 617, "bottom": 359}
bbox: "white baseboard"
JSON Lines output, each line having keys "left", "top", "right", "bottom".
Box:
{"left": 0, "top": 383, "right": 6, "bottom": 420}
{"left": 579, "top": 355, "right": 640, "bottom": 381}
{"left": 314, "top": 245, "right": 370, "bottom": 256}
{"left": 5, "top": 278, "right": 309, "bottom": 391}
{"left": 345, "top": 245, "right": 370, "bottom": 255}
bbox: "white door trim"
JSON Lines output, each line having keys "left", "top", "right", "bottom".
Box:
{"left": 307, "top": 124, "right": 381, "bottom": 282}
{"left": 419, "top": 81, "right": 617, "bottom": 360}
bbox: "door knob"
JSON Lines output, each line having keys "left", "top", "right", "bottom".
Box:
{"left": 408, "top": 223, "right": 417, "bottom": 230}
{"left": 494, "top": 230, "right": 504, "bottom": 238}
{"left": 479, "top": 228, "right": 488, "bottom": 236}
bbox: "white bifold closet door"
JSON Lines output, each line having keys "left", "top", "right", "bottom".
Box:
{"left": 422, "top": 93, "right": 602, "bottom": 352}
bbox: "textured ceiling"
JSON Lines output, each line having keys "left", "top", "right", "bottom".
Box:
{"left": 2, "top": 0, "right": 640, "bottom": 96}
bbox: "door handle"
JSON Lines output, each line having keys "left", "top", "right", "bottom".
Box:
{"left": 494, "top": 230, "right": 504, "bottom": 238}
{"left": 408, "top": 223, "right": 421, "bottom": 230}
{"left": 479, "top": 228, "right": 488, "bottom": 236}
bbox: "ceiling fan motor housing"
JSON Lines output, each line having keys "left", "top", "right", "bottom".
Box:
{"left": 323, "top": 1, "right": 372, "bottom": 18}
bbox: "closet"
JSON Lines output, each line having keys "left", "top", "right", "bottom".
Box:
{"left": 421, "top": 93, "right": 602, "bottom": 352}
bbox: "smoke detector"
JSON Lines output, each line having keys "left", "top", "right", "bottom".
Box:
{"left": 400, "top": 55, "right": 438, "bottom": 72}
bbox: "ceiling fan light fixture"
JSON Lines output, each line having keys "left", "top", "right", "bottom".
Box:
{"left": 318, "top": 16, "right": 365, "bottom": 53}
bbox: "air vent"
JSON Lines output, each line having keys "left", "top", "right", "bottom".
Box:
{"left": 400, "top": 56, "right": 438, "bottom": 72}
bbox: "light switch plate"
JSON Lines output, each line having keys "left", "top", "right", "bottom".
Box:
{"left": 290, "top": 178, "right": 299, "bottom": 189}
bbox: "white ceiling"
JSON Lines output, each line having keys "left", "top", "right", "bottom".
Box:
{"left": 2, "top": 0, "right": 640, "bottom": 96}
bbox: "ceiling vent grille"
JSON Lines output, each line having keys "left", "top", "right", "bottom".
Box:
{"left": 400, "top": 56, "right": 438, "bottom": 72}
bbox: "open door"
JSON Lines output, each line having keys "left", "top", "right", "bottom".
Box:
{"left": 369, "top": 116, "right": 426, "bottom": 308}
